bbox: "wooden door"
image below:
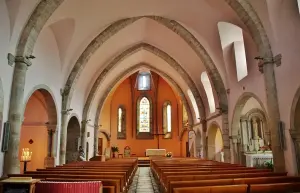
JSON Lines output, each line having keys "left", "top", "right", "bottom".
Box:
{"left": 98, "top": 138, "right": 103, "bottom": 155}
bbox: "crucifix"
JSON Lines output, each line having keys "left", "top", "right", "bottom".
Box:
{"left": 152, "top": 133, "right": 165, "bottom": 149}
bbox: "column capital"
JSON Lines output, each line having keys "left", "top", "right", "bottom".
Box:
{"left": 46, "top": 125, "right": 56, "bottom": 132}
{"left": 81, "top": 119, "right": 91, "bottom": 125}
{"left": 256, "top": 54, "right": 281, "bottom": 73}
{"left": 240, "top": 116, "right": 248, "bottom": 122}
{"left": 7, "top": 53, "right": 33, "bottom": 67}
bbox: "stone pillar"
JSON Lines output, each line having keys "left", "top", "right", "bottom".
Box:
{"left": 230, "top": 135, "right": 240, "bottom": 164}
{"left": 240, "top": 118, "right": 248, "bottom": 152}
{"left": 3, "top": 55, "right": 32, "bottom": 175}
{"left": 94, "top": 126, "right": 98, "bottom": 156}
{"left": 81, "top": 120, "right": 88, "bottom": 154}
{"left": 259, "top": 55, "right": 286, "bottom": 172}
{"left": 290, "top": 129, "right": 300, "bottom": 174}
{"left": 59, "top": 111, "right": 69, "bottom": 165}
{"left": 252, "top": 119, "right": 260, "bottom": 151}
{"left": 221, "top": 114, "right": 231, "bottom": 163}
{"left": 201, "top": 120, "right": 207, "bottom": 158}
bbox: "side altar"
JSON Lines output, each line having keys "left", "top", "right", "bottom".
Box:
{"left": 145, "top": 149, "right": 166, "bottom": 156}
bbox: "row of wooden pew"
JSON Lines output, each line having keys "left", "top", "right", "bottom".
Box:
{"left": 7, "top": 158, "right": 138, "bottom": 193}
{"left": 150, "top": 157, "right": 300, "bottom": 193}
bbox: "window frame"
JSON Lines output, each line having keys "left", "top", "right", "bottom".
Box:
{"left": 163, "top": 101, "right": 172, "bottom": 139}
{"left": 117, "top": 105, "right": 126, "bottom": 139}
{"left": 136, "top": 96, "right": 153, "bottom": 139}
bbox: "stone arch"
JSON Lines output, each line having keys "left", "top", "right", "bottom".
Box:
{"left": 66, "top": 116, "right": 81, "bottom": 163}
{"left": 84, "top": 44, "right": 196, "bottom": 125}
{"left": 61, "top": 16, "right": 222, "bottom": 117}
{"left": 207, "top": 122, "right": 224, "bottom": 161}
{"left": 231, "top": 92, "right": 267, "bottom": 136}
{"left": 16, "top": 1, "right": 273, "bottom": 116}
{"left": 99, "top": 130, "right": 110, "bottom": 141}
{"left": 94, "top": 63, "right": 194, "bottom": 132}
{"left": 23, "top": 85, "right": 58, "bottom": 126}
{"left": 291, "top": 86, "right": 300, "bottom": 131}
{"left": 13, "top": 0, "right": 273, "bottom": 166}
{"left": 290, "top": 86, "right": 300, "bottom": 174}
{"left": 19, "top": 88, "right": 58, "bottom": 172}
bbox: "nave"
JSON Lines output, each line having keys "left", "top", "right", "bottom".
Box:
{"left": 3, "top": 156, "right": 300, "bottom": 193}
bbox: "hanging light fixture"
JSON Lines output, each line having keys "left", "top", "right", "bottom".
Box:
{"left": 135, "top": 69, "right": 154, "bottom": 91}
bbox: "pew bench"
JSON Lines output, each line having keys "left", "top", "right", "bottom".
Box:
{"left": 173, "top": 184, "right": 248, "bottom": 193}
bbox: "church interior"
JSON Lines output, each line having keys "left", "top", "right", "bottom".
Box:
{"left": 1, "top": 0, "right": 300, "bottom": 192}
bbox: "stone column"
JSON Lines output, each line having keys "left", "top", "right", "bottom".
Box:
{"left": 290, "top": 129, "right": 300, "bottom": 174}
{"left": 230, "top": 135, "right": 240, "bottom": 164}
{"left": 3, "top": 55, "right": 32, "bottom": 175}
{"left": 259, "top": 55, "right": 286, "bottom": 172}
{"left": 94, "top": 125, "right": 99, "bottom": 156}
{"left": 240, "top": 117, "right": 248, "bottom": 152}
{"left": 81, "top": 120, "right": 88, "bottom": 154}
{"left": 252, "top": 119, "right": 260, "bottom": 151}
{"left": 59, "top": 110, "right": 69, "bottom": 165}
{"left": 201, "top": 119, "right": 207, "bottom": 158}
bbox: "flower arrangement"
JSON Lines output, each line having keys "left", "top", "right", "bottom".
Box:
{"left": 259, "top": 145, "right": 271, "bottom": 153}
{"left": 166, "top": 152, "right": 172, "bottom": 158}
{"left": 111, "top": 145, "right": 119, "bottom": 153}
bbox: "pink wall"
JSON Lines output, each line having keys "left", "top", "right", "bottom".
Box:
{"left": 20, "top": 91, "right": 48, "bottom": 173}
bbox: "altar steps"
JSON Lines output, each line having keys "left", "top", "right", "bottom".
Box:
{"left": 138, "top": 160, "right": 150, "bottom": 167}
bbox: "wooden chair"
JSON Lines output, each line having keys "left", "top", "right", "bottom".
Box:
{"left": 124, "top": 146, "right": 131, "bottom": 158}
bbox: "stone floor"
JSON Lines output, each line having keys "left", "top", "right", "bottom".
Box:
{"left": 128, "top": 167, "right": 160, "bottom": 193}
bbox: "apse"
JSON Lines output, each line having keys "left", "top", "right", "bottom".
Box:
{"left": 98, "top": 71, "right": 190, "bottom": 157}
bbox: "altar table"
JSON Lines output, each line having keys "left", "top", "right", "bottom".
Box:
{"left": 146, "top": 149, "right": 166, "bottom": 156}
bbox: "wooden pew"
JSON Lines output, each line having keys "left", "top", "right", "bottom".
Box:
{"left": 173, "top": 184, "right": 248, "bottom": 193}
{"left": 249, "top": 182, "right": 300, "bottom": 193}
{"left": 169, "top": 176, "right": 300, "bottom": 193}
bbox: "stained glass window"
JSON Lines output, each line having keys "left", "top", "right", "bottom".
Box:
{"left": 118, "top": 108, "right": 122, "bottom": 132}
{"left": 167, "top": 104, "right": 171, "bottom": 132}
{"left": 139, "top": 97, "right": 150, "bottom": 132}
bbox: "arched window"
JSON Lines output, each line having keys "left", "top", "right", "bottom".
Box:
{"left": 163, "top": 102, "right": 172, "bottom": 139}
{"left": 201, "top": 72, "right": 216, "bottom": 113}
{"left": 187, "top": 89, "right": 200, "bottom": 121}
{"left": 138, "top": 97, "right": 150, "bottom": 132}
{"left": 218, "top": 22, "right": 248, "bottom": 81}
{"left": 117, "top": 106, "right": 126, "bottom": 139}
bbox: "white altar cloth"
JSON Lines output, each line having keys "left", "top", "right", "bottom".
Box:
{"left": 146, "top": 149, "right": 166, "bottom": 156}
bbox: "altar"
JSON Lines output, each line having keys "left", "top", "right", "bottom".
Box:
{"left": 146, "top": 149, "right": 166, "bottom": 156}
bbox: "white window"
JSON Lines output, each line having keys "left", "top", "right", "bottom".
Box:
{"left": 187, "top": 89, "right": 200, "bottom": 121}
{"left": 218, "top": 22, "right": 248, "bottom": 81}
{"left": 201, "top": 72, "right": 216, "bottom": 113}
{"left": 137, "top": 72, "right": 151, "bottom": 91}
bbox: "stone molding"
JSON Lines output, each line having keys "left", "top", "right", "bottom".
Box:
{"left": 83, "top": 43, "right": 196, "bottom": 125}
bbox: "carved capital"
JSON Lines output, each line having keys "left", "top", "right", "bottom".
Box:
{"left": 257, "top": 54, "right": 281, "bottom": 73}
{"left": 7, "top": 53, "right": 33, "bottom": 67}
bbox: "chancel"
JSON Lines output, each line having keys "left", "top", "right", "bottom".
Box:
{"left": 1, "top": 1, "right": 300, "bottom": 192}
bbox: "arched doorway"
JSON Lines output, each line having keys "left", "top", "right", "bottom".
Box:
{"left": 20, "top": 89, "right": 57, "bottom": 173}
{"left": 207, "top": 123, "right": 224, "bottom": 161}
{"left": 66, "top": 116, "right": 80, "bottom": 163}
{"left": 231, "top": 93, "right": 270, "bottom": 165}
{"left": 290, "top": 87, "right": 300, "bottom": 174}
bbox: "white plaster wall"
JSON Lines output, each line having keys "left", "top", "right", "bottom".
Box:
{"left": 0, "top": 0, "right": 13, "bottom": 175}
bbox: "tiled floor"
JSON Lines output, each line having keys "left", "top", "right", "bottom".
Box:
{"left": 128, "top": 167, "right": 160, "bottom": 193}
